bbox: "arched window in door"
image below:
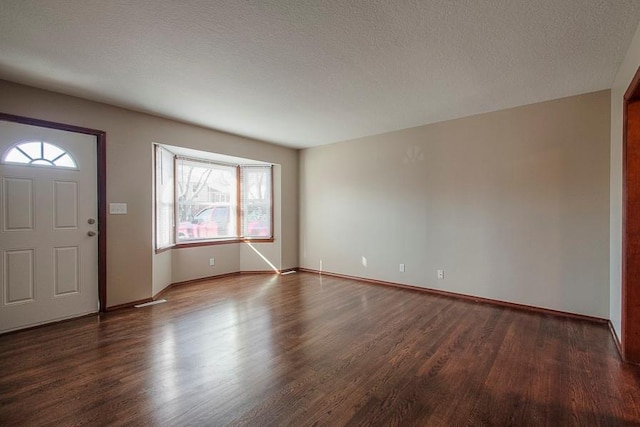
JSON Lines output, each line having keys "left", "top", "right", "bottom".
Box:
{"left": 2, "top": 141, "right": 77, "bottom": 169}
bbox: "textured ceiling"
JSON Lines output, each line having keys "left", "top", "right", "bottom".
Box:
{"left": 1, "top": 1, "right": 639, "bottom": 148}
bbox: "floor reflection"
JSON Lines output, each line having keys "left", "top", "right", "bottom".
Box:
{"left": 148, "top": 278, "right": 286, "bottom": 421}
{"left": 1, "top": 273, "right": 637, "bottom": 425}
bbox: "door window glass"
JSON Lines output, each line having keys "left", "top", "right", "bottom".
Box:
{"left": 2, "top": 141, "right": 77, "bottom": 169}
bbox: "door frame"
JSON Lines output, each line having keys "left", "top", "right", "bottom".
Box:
{"left": 0, "top": 112, "right": 107, "bottom": 312}
{"left": 623, "top": 67, "right": 640, "bottom": 363}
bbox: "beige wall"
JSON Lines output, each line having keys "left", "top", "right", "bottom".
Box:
{"left": 300, "top": 91, "right": 610, "bottom": 318}
{"left": 152, "top": 250, "right": 172, "bottom": 297}
{"left": 610, "top": 21, "right": 640, "bottom": 337}
{"left": 171, "top": 245, "right": 240, "bottom": 284}
{"left": 0, "top": 80, "right": 298, "bottom": 307}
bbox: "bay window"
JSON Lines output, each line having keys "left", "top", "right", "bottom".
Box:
{"left": 154, "top": 145, "right": 273, "bottom": 250}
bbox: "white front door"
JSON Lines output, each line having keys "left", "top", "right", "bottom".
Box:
{"left": 0, "top": 120, "right": 98, "bottom": 333}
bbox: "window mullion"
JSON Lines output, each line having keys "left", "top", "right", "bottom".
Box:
{"left": 237, "top": 165, "right": 242, "bottom": 238}
{"left": 173, "top": 154, "right": 178, "bottom": 245}
{"left": 270, "top": 164, "right": 274, "bottom": 240}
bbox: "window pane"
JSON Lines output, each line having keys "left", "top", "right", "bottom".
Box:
{"left": 43, "top": 142, "right": 64, "bottom": 160}
{"left": 4, "top": 148, "right": 31, "bottom": 164}
{"left": 155, "top": 146, "right": 175, "bottom": 249}
{"left": 52, "top": 154, "right": 76, "bottom": 168}
{"left": 241, "top": 165, "right": 272, "bottom": 238}
{"left": 32, "top": 159, "right": 53, "bottom": 165}
{"left": 176, "top": 158, "right": 237, "bottom": 241}
{"left": 19, "top": 142, "right": 42, "bottom": 159}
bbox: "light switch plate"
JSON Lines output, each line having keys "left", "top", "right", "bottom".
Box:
{"left": 109, "top": 203, "right": 128, "bottom": 215}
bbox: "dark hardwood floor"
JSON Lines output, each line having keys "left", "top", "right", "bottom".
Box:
{"left": 1, "top": 272, "right": 640, "bottom": 426}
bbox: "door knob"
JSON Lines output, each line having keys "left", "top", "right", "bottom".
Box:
{"left": 87, "top": 231, "right": 97, "bottom": 237}
{"left": 87, "top": 218, "right": 96, "bottom": 224}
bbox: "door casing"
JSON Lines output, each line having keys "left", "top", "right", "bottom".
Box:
{"left": 623, "top": 67, "right": 640, "bottom": 364}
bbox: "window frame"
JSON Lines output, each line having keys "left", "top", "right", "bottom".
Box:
{"left": 174, "top": 155, "right": 239, "bottom": 243}
{"left": 154, "top": 145, "right": 175, "bottom": 251}
{"left": 240, "top": 164, "right": 274, "bottom": 240}
{"left": 154, "top": 145, "right": 274, "bottom": 253}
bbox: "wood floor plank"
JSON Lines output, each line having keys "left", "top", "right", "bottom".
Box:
{"left": 1, "top": 272, "right": 639, "bottom": 426}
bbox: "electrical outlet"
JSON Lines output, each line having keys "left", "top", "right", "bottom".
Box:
{"left": 399, "top": 263, "right": 405, "bottom": 272}
{"left": 362, "top": 256, "right": 367, "bottom": 267}
{"left": 209, "top": 258, "right": 215, "bottom": 266}
{"left": 437, "top": 269, "right": 444, "bottom": 279}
